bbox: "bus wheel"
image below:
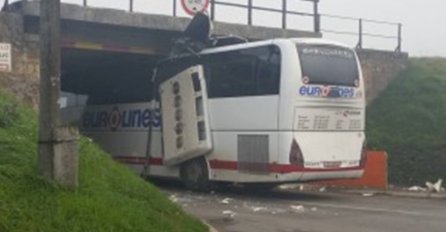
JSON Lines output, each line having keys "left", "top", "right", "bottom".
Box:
{"left": 180, "top": 156, "right": 210, "bottom": 191}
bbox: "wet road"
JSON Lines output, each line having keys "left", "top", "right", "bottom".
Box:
{"left": 161, "top": 184, "right": 446, "bottom": 232}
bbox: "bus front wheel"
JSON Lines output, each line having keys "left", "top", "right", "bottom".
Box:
{"left": 180, "top": 156, "right": 210, "bottom": 191}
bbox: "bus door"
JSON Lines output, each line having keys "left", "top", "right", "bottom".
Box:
{"left": 159, "top": 65, "right": 213, "bottom": 166}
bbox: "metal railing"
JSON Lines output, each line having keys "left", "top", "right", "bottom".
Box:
{"left": 320, "top": 14, "right": 402, "bottom": 52}
{"left": 206, "top": 0, "right": 320, "bottom": 32}
{"left": 63, "top": 0, "right": 403, "bottom": 52}
{"left": 75, "top": 0, "right": 320, "bottom": 32}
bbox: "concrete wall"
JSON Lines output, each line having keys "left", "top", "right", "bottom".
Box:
{"left": 0, "top": 12, "right": 39, "bottom": 107}
{"left": 357, "top": 49, "right": 409, "bottom": 104}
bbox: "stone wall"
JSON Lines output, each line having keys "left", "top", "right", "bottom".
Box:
{"left": 357, "top": 49, "right": 409, "bottom": 104}
{"left": 0, "top": 12, "right": 39, "bottom": 108}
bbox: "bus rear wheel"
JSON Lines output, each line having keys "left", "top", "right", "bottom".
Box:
{"left": 180, "top": 156, "right": 210, "bottom": 191}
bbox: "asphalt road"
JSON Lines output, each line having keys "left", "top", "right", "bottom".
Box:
{"left": 161, "top": 184, "right": 446, "bottom": 232}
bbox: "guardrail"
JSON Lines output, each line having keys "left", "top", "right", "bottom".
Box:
{"left": 20, "top": 0, "right": 403, "bottom": 51}
{"left": 206, "top": 0, "right": 320, "bottom": 32}
{"left": 320, "top": 14, "right": 402, "bottom": 52}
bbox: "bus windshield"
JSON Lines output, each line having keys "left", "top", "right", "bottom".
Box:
{"left": 297, "top": 44, "right": 359, "bottom": 87}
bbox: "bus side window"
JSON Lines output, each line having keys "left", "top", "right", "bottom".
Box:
{"left": 204, "top": 45, "right": 281, "bottom": 98}
{"left": 205, "top": 51, "right": 256, "bottom": 98}
{"left": 255, "top": 46, "right": 281, "bottom": 95}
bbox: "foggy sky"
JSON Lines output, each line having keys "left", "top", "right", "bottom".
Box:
{"left": 2, "top": 0, "right": 445, "bottom": 56}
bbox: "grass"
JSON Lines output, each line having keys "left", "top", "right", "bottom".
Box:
{"left": 367, "top": 58, "right": 446, "bottom": 186}
{"left": 0, "top": 94, "right": 207, "bottom": 232}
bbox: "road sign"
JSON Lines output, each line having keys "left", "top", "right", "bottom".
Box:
{"left": 181, "top": 0, "right": 210, "bottom": 16}
{"left": 0, "top": 43, "right": 11, "bottom": 72}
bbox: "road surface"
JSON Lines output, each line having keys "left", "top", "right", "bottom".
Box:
{"left": 162, "top": 184, "right": 446, "bottom": 232}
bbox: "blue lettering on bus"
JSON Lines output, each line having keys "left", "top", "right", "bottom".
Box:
{"left": 299, "top": 86, "right": 355, "bottom": 98}
{"left": 82, "top": 107, "right": 162, "bottom": 130}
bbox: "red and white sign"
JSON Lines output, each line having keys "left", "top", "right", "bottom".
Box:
{"left": 181, "top": 0, "right": 210, "bottom": 16}
{"left": 0, "top": 43, "right": 11, "bottom": 72}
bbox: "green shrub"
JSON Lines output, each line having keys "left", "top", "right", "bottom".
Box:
{"left": 367, "top": 58, "right": 446, "bottom": 186}
{"left": 0, "top": 94, "right": 18, "bottom": 128}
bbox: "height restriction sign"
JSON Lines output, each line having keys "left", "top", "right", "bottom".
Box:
{"left": 181, "top": 0, "right": 210, "bottom": 16}
{"left": 0, "top": 43, "right": 11, "bottom": 72}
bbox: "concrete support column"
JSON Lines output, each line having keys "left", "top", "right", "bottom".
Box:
{"left": 39, "top": 0, "right": 79, "bottom": 188}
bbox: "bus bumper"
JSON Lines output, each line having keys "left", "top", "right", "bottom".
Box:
{"left": 278, "top": 169, "right": 364, "bottom": 182}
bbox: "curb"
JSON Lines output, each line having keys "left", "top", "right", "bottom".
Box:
{"left": 379, "top": 190, "right": 446, "bottom": 199}
{"left": 330, "top": 188, "right": 446, "bottom": 200}
{"left": 202, "top": 220, "right": 219, "bottom": 232}
{"left": 280, "top": 185, "right": 446, "bottom": 200}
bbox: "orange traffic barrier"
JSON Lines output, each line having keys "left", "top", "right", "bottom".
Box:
{"left": 316, "top": 151, "right": 388, "bottom": 190}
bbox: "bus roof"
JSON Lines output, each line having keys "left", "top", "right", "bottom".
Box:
{"left": 156, "top": 38, "right": 354, "bottom": 67}
{"left": 200, "top": 37, "right": 354, "bottom": 55}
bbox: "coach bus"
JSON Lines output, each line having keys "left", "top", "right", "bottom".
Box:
{"left": 79, "top": 38, "right": 366, "bottom": 190}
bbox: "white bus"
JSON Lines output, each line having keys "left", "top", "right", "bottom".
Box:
{"left": 80, "top": 38, "right": 366, "bottom": 190}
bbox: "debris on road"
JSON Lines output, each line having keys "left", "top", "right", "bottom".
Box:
{"left": 408, "top": 186, "right": 426, "bottom": 192}
{"left": 290, "top": 205, "right": 305, "bottom": 213}
{"left": 222, "top": 210, "right": 236, "bottom": 221}
{"left": 271, "top": 209, "right": 287, "bottom": 215}
{"left": 362, "top": 192, "right": 375, "bottom": 197}
{"left": 425, "top": 179, "right": 443, "bottom": 193}
{"left": 251, "top": 206, "right": 268, "bottom": 213}
{"left": 220, "top": 197, "right": 233, "bottom": 204}
{"left": 319, "top": 186, "right": 326, "bottom": 192}
{"left": 311, "top": 207, "right": 318, "bottom": 212}
{"left": 168, "top": 194, "right": 193, "bottom": 204}
{"left": 169, "top": 194, "right": 178, "bottom": 203}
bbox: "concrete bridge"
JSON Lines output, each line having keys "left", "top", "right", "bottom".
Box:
{"left": 2, "top": 0, "right": 320, "bottom": 103}
{"left": 0, "top": 1, "right": 407, "bottom": 107}
{"left": 14, "top": 1, "right": 320, "bottom": 54}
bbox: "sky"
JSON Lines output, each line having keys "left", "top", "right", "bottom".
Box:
{"left": 2, "top": 0, "right": 445, "bottom": 56}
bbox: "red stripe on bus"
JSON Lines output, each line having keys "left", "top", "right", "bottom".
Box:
{"left": 114, "top": 156, "right": 362, "bottom": 173}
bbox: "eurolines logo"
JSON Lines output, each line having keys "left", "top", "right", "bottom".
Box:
{"left": 299, "top": 86, "right": 357, "bottom": 98}
{"left": 82, "top": 106, "right": 161, "bottom": 131}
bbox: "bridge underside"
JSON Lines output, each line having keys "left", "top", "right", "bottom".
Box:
{"left": 61, "top": 49, "right": 159, "bottom": 104}
{"left": 8, "top": 1, "right": 320, "bottom": 104}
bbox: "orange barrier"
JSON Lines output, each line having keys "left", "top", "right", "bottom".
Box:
{"left": 316, "top": 151, "right": 388, "bottom": 190}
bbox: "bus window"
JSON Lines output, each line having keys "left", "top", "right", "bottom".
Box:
{"left": 156, "top": 57, "right": 200, "bottom": 85}
{"left": 297, "top": 44, "right": 359, "bottom": 87}
{"left": 204, "top": 45, "right": 281, "bottom": 98}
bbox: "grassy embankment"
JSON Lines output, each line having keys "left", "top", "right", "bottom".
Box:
{"left": 0, "top": 94, "right": 207, "bottom": 232}
{"left": 367, "top": 58, "right": 446, "bottom": 185}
